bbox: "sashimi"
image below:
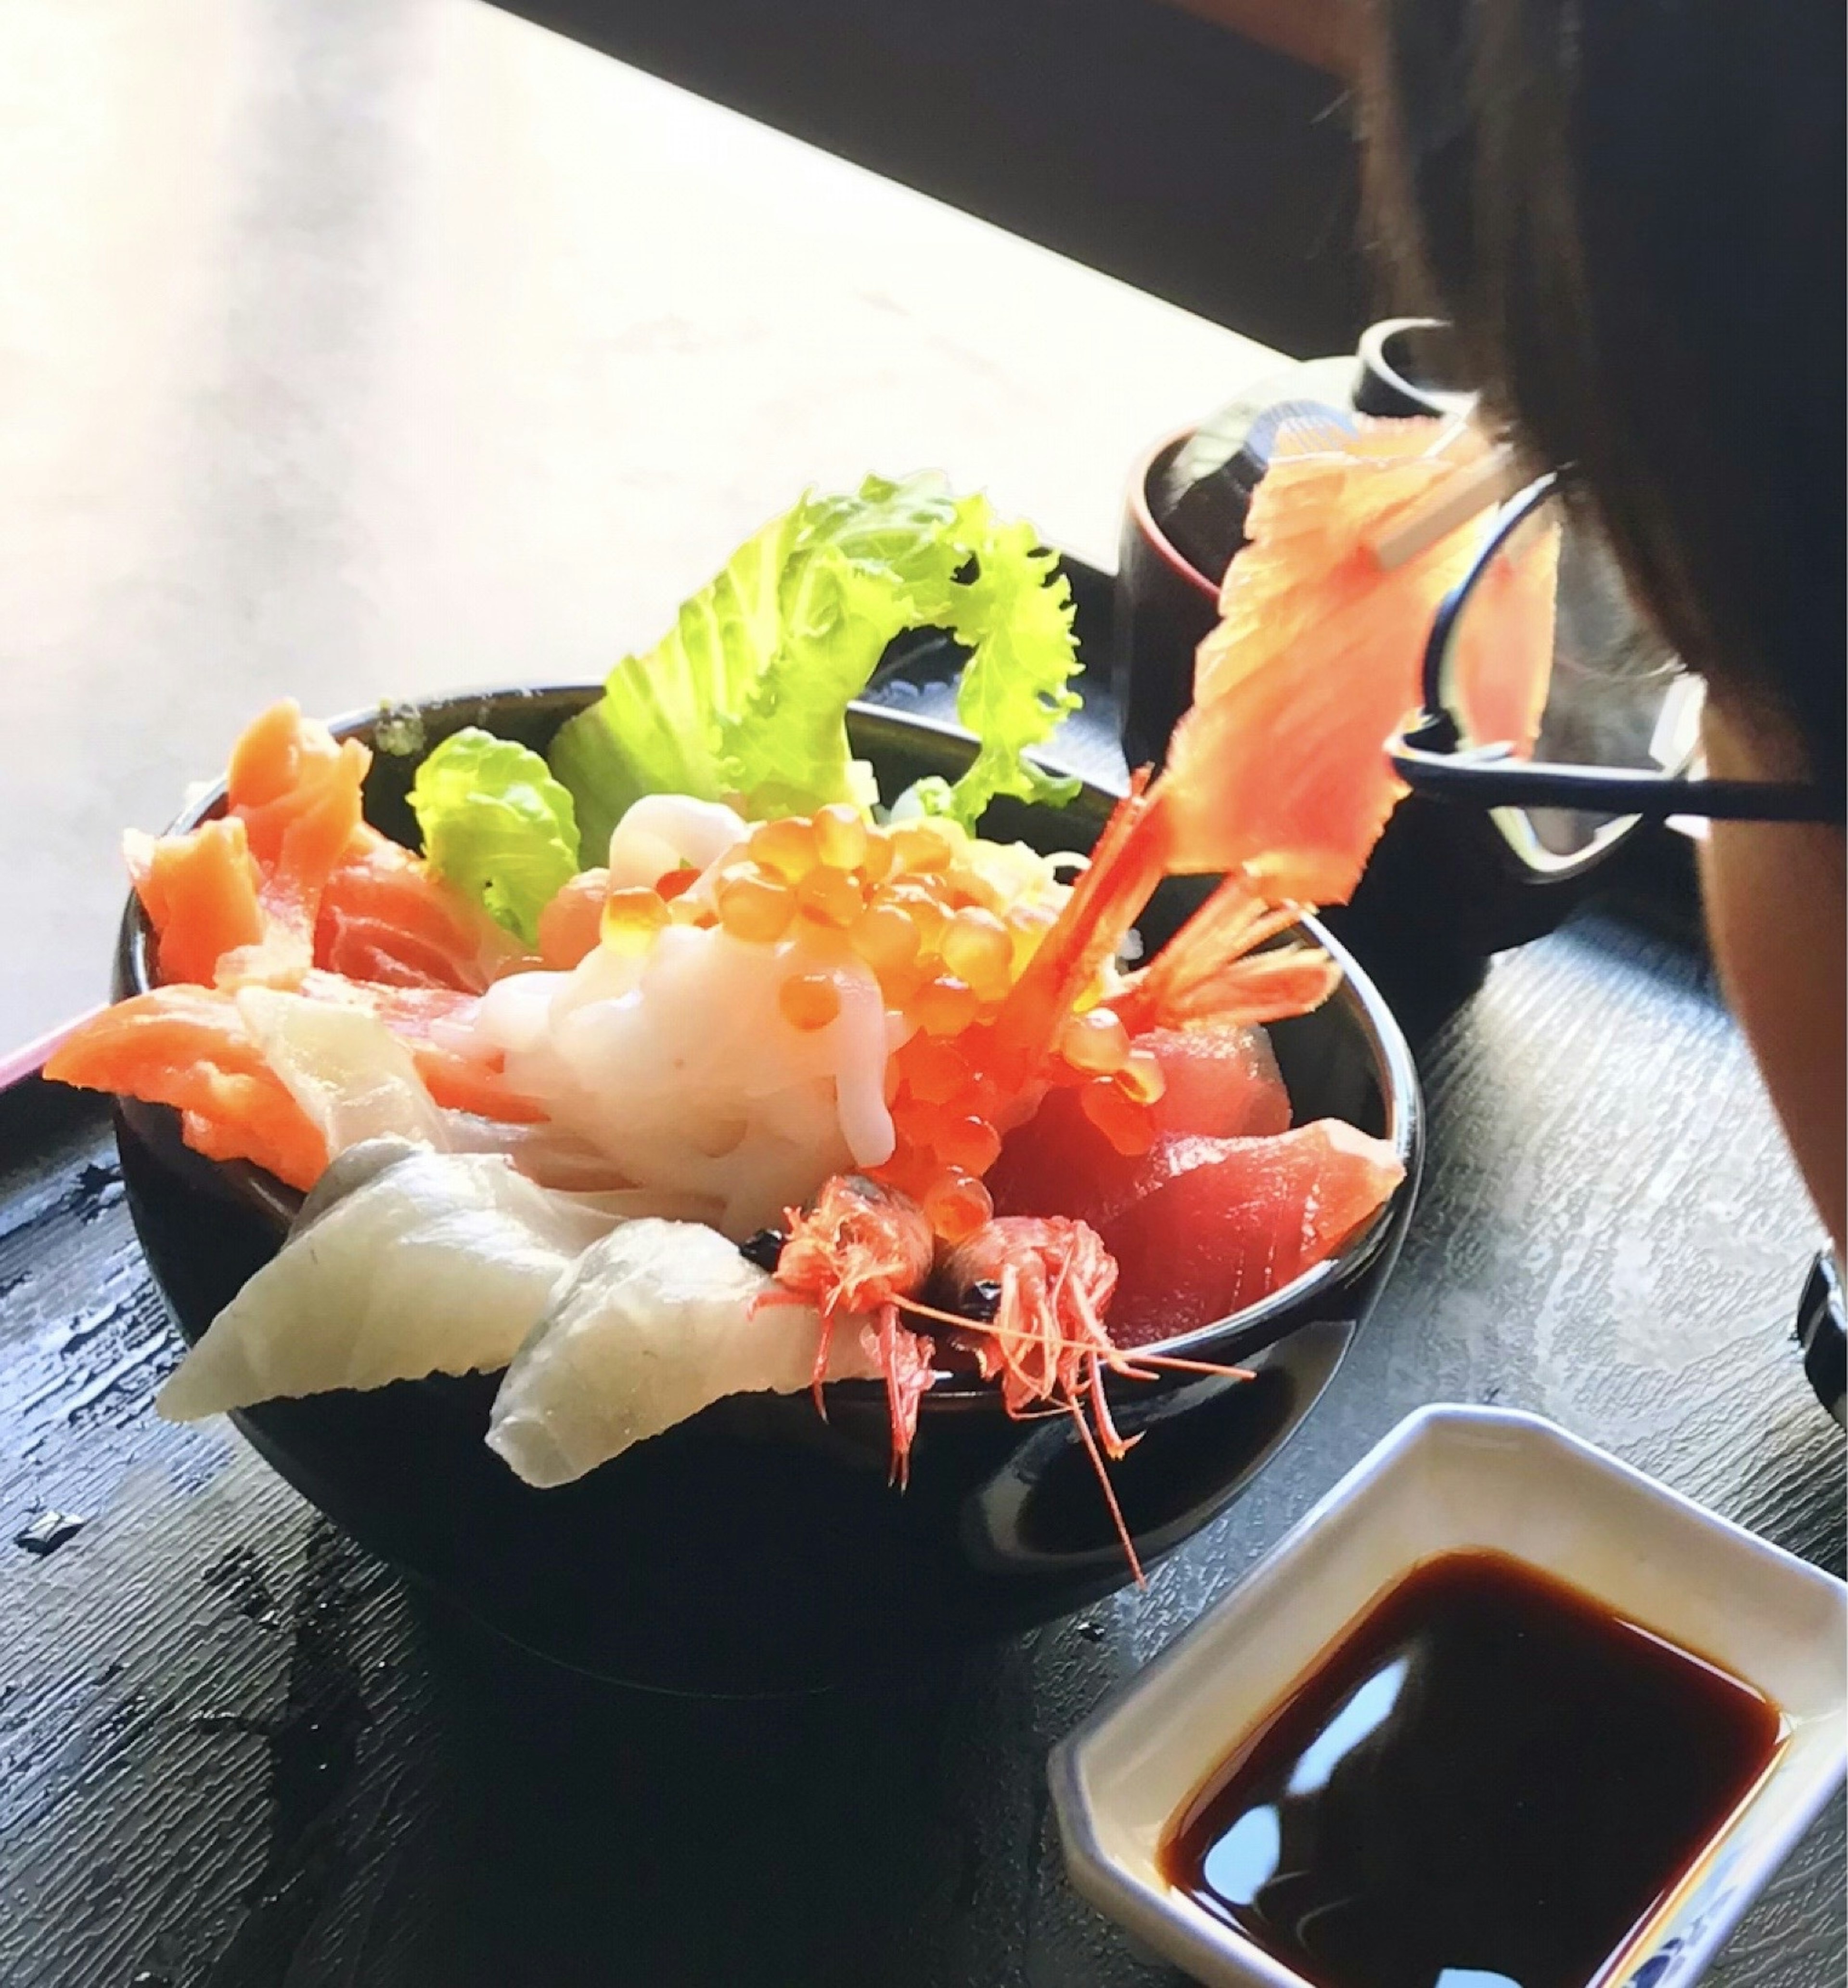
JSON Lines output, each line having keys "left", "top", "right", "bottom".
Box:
{"left": 216, "top": 701, "right": 371, "bottom": 986}
{"left": 985, "top": 1020, "right": 1290, "bottom": 1226}
{"left": 1142, "top": 1025, "right": 1290, "bottom": 1138}
{"left": 44, "top": 984, "right": 328, "bottom": 1189}
{"left": 156, "top": 1143, "right": 616, "bottom": 1420}
{"left": 316, "top": 828, "right": 532, "bottom": 990}
{"left": 1095, "top": 1121, "right": 1405, "bottom": 1345}
{"left": 1159, "top": 422, "right": 1559, "bottom": 905}
{"left": 486, "top": 1219, "right": 884, "bottom": 1488}
{"left": 125, "top": 818, "right": 266, "bottom": 988}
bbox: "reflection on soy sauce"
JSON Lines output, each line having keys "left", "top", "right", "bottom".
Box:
{"left": 1161, "top": 1550, "right": 1783, "bottom": 1988}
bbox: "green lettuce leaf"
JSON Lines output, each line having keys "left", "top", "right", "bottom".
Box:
{"left": 548, "top": 505, "right": 802, "bottom": 864}
{"left": 409, "top": 728, "right": 580, "bottom": 946}
{"left": 549, "top": 473, "right": 1082, "bottom": 845}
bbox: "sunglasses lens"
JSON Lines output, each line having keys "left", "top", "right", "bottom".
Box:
{"left": 1448, "top": 502, "right": 1700, "bottom": 865}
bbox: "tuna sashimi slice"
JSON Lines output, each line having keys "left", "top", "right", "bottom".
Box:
{"left": 985, "top": 1021, "right": 1291, "bottom": 1227}
{"left": 1097, "top": 1120, "right": 1404, "bottom": 1347}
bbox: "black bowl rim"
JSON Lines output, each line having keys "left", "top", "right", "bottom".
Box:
{"left": 116, "top": 684, "right": 1422, "bottom": 1388}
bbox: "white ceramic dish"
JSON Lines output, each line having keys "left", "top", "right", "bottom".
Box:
{"left": 1049, "top": 1404, "right": 1848, "bottom": 1988}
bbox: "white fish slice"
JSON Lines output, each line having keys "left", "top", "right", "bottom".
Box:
{"left": 486, "top": 1219, "right": 884, "bottom": 1489}
{"left": 235, "top": 987, "right": 449, "bottom": 1153}
{"left": 156, "top": 1146, "right": 617, "bottom": 1420}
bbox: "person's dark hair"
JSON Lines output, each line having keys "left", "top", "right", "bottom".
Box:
{"left": 1356, "top": 0, "right": 1844, "bottom": 804}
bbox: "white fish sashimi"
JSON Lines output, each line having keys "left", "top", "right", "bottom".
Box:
{"left": 236, "top": 988, "right": 449, "bottom": 1153}
{"left": 156, "top": 1147, "right": 618, "bottom": 1421}
{"left": 486, "top": 1219, "right": 885, "bottom": 1489}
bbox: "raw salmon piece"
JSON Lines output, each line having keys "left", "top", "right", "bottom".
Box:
{"left": 1161, "top": 421, "right": 1558, "bottom": 905}
{"left": 317, "top": 830, "right": 532, "bottom": 991}
{"left": 124, "top": 819, "right": 265, "bottom": 986}
{"left": 537, "top": 868, "right": 609, "bottom": 970}
{"left": 1097, "top": 1120, "right": 1404, "bottom": 1345}
{"left": 44, "top": 985, "right": 328, "bottom": 1188}
{"left": 213, "top": 702, "right": 371, "bottom": 988}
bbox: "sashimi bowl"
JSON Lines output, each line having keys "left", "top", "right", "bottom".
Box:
{"left": 111, "top": 688, "right": 1421, "bottom": 1694}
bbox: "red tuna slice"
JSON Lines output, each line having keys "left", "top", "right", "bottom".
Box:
{"left": 1141, "top": 1023, "right": 1290, "bottom": 1139}
{"left": 1098, "top": 1120, "right": 1404, "bottom": 1348}
{"left": 986, "top": 1083, "right": 1141, "bottom": 1229}
{"left": 986, "top": 1021, "right": 1292, "bottom": 1228}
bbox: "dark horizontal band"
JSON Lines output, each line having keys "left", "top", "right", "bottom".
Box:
{"left": 1389, "top": 722, "right": 1842, "bottom": 824}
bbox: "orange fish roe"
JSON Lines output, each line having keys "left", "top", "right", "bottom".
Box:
{"left": 795, "top": 865, "right": 866, "bottom": 929}
{"left": 779, "top": 972, "right": 842, "bottom": 1032}
{"left": 889, "top": 820, "right": 958, "bottom": 876}
{"left": 940, "top": 907, "right": 1013, "bottom": 999}
{"left": 913, "top": 975, "right": 980, "bottom": 1038}
{"left": 810, "top": 802, "right": 869, "bottom": 871}
{"left": 1117, "top": 1046, "right": 1167, "bottom": 1106}
{"left": 850, "top": 901, "right": 921, "bottom": 977}
{"left": 750, "top": 816, "right": 818, "bottom": 882}
{"left": 921, "top": 1168, "right": 993, "bottom": 1244}
{"left": 716, "top": 865, "right": 795, "bottom": 944}
{"left": 602, "top": 886, "right": 670, "bottom": 952}
{"left": 1060, "top": 1006, "right": 1131, "bottom": 1075}
{"left": 1078, "top": 1076, "right": 1156, "bottom": 1157}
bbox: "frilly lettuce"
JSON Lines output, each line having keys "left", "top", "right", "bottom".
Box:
{"left": 409, "top": 729, "right": 580, "bottom": 945}
{"left": 549, "top": 474, "right": 1080, "bottom": 856}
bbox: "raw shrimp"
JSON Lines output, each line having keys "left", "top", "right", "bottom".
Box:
{"left": 769, "top": 1174, "right": 937, "bottom": 1482}
{"left": 917, "top": 1217, "right": 1252, "bottom": 1582}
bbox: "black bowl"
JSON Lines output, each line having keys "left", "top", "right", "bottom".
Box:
{"left": 114, "top": 690, "right": 1421, "bottom": 1695}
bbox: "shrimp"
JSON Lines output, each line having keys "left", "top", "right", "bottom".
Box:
{"left": 895, "top": 1216, "right": 1254, "bottom": 1583}
{"left": 766, "top": 1174, "right": 938, "bottom": 1484}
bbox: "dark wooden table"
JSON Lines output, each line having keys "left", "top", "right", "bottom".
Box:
{"left": 3, "top": 644, "right": 1842, "bottom": 1985}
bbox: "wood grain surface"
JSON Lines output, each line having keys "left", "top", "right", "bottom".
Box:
{"left": 3, "top": 675, "right": 1842, "bottom": 1985}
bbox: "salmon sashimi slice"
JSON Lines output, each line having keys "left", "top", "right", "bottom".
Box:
{"left": 536, "top": 868, "right": 610, "bottom": 970}
{"left": 1160, "top": 420, "right": 1559, "bottom": 905}
{"left": 122, "top": 702, "right": 373, "bottom": 992}
{"left": 316, "top": 828, "right": 533, "bottom": 991}
{"left": 125, "top": 819, "right": 266, "bottom": 987}
{"left": 45, "top": 985, "right": 329, "bottom": 1189}
{"left": 214, "top": 701, "right": 371, "bottom": 986}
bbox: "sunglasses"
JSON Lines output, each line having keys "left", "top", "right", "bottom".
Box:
{"left": 1388, "top": 475, "right": 1842, "bottom": 853}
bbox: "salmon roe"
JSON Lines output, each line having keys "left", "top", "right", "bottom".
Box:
{"left": 810, "top": 803, "right": 869, "bottom": 871}
{"left": 922, "top": 1169, "right": 993, "bottom": 1244}
{"left": 716, "top": 866, "right": 795, "bottom": 944}
{"left": 1078, "top": 1077, "right": 1155, "bottom": 1156}
{"left": 1060, "top": 1006, "right": 1131, "bottom": 1075}
{"left": 602, "top": 886, "right": 670, "bottom": 952}
{"left": 779, "top": 972, "right": 842, "bottom": 1032}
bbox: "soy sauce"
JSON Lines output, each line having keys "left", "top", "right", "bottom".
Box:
{"left": 1160, "top": 1550, "right": 1782, "bottom": 1988}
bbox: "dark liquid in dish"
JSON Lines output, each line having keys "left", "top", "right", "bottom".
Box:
{"left": 1159, "top": 1549, "right": 1781, "bottom": 1988}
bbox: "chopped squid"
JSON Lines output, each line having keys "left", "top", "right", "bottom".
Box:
{"left": 470, "top": 917, "right": 906, "bottom": 1239}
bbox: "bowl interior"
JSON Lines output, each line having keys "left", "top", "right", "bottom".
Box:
{"left": 117, "top": 686, "right": 1420, "bottom": 1377}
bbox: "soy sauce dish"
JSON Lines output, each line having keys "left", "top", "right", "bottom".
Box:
{"left": 1050, "top": 1406, "right": 1848, "bottom": 1988}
